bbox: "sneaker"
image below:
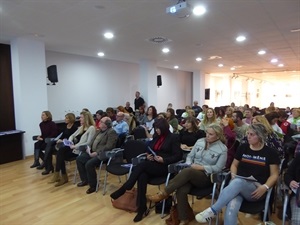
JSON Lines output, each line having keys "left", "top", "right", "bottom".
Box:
{"left": 195, "top": 207, "right": 215, "bottom": 223}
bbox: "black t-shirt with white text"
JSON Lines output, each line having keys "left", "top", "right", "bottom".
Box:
{"left": 235, "top": 143, "right": 280, "bottom": 184}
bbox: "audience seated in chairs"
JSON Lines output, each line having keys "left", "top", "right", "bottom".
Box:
{"left": 48, "top": 111, "right": 96, "bottom": 187}
{"left": 148, "top": 123, "right": 228, "bottom": 225}
{"left": 110, "top": 118, "right": 182, "bottom": 222}
{"left": 284, "top": 154, "right": 300, "bottom": 225}
{"left": 195, "top": 123, "right": 280, "bottom": 225}
{"left": 42, "top": 113, "right": 78, "bottom": 175}
{"left": 76, "top": 116, "right": 118, "bottom": 194}
{"left": 30, "top": 111, "right": 58, "bottom": 169}
{"left": 140, "top": 105, "right": 157, "bottom": 133}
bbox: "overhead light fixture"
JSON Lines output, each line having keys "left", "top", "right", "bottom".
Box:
{"left": 104, "top": 32, "right": 114, "bottom": 39}
{"left": 230, "top": 67, "right": 235, "bottom": 71}
{"left": 290, "top": 28, "right": 300, "bottom": 33}
{"left": 196, "top": 57, "right": 202, "bottom": 62}
{"left": 258, "top": 50, "right": 266, "bottom": 55}
{"left": 174, "top": 65, "right": 179, "bottom": 69}
{"left": 218, "top": 64, "right": 224, "bottom": 67}
{"left": 278, "top": 64, "right": 284, "bottom": 67}
{"left": 162, "top": 48, "right": 170, "bottom": 53}
{"left": 236, "top": 35, "right": 246, "bottom": 42}
{"left": 192, "top": 5, "right": 206, "bottom": 16}
{"left": 97, "top": 52, "right": 105, "bottom": 57}
{"left": 270, "top": 58, "right": 278, "bottom": 63}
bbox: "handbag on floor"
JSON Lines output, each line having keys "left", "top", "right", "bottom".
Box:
{"left": 165, "top": 204, "right": 180, "bottom": 225}
{"left": 112, "top": 188, "right": 138, "bottom": 212}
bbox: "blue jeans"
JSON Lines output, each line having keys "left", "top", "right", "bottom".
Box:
{"left": 211, "top": 178, "right": 262, "bottom": 225}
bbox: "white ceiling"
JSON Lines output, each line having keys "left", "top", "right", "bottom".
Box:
{"left": 1, "top": 0, "right": 299, "bottom": 81}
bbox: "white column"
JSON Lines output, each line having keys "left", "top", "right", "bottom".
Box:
{"left": 11, "top": 37, "right": 48, "bottom": 157}
{"left": 139, "top": 59, "right": 158, "bottom": 109}
{"left": 192, "top": 70, "right": 205, "bottom": 106}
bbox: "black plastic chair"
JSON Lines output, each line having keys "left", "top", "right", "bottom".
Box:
{"left": 101, "top": 140, "right": 147, "bottom": 195}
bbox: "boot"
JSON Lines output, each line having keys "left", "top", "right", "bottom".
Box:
{"left": 55, "top": 174, "right": 68, "bottom": 187}
{"left": 42, "top": 166, "right": 54, "bottom": 175}
{"left": 147, "top": 190, "right": 169, "bottom": 203}
{"left": 48, "top": 172, "right": 60, "bottom": 183}
{"left": 30, "top": 149, "right": 41, "bottom": 168}
{"left": 36, "top": 162, "right": 45, "bottom": 170}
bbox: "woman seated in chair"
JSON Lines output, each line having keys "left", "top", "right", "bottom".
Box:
{"left": 148, "top": 123, "right": 227, "bottom": 225}
{"left": 30, "top": 111, "right": 58, "bottom": 168}
{"left": 166, "top": 108, "right": 179, "bottom": 133}
{"left": 195, "top": 123, "right": 280, "bottom": 225}
{"left": 284, "top": 154, "right": 300, "bottom": 225}
{"left": 110, "top": 118, "right": 182, "bottom": 222}
{"left": 48, "top": 111, "right": 96, "bottom": 186}
{"left": 42, "top": 113, "right": 78, "bottom": 175}
{"left": 199, "top": 108, "right": 217, "bottom": 131}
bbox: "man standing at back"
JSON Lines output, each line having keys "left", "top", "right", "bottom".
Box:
{"left": 134, "top": 91, "right": 145, "bottom": 111}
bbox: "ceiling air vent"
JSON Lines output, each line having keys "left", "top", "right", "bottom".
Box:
{"left": 146, "top": 37, "right": 172, "bottom": 44}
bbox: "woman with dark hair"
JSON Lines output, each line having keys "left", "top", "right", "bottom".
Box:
{"left": 179, "top": 117, "right": 206, "bottom": 151}
{"left": 196, "top": 123, "right": 280, "bottom": 225}
{"left": 141, "top": 105, "right": 157, "bottom": 132}
{"left": 166, "top": 108, "right": 179, "bottom": 133}
{"left": 30, "top": 111, "right": 58, "bottom": 168}
{"left": 265, "top": 111, "right": 283, "bottom": 135}
{"left": 110, "top": 118, "right": 182, "bottom": 222}
{"left": 216, "top": 107, "right": 226, "bottom": 122}
{"left": 95, "top": 110, "right": 104, "bottom": 130}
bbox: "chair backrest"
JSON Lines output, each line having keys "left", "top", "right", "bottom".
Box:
{"left": 123, "top": 140, "right": 147, "bottom": 163}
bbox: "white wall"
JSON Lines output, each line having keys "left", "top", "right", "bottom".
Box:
{"left": 46, "top": 51, "right": 193, "bottom": 120}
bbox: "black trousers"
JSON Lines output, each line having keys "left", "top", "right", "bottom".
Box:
{"left": 55, "top": 146, "right": 77, "bottom": 174}
{"left": 121, "top": 160, "right": 169, "bottom": 211}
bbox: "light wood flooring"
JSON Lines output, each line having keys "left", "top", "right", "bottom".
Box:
{"left": 0, "top": 157, "right": 284, "bottom": 225}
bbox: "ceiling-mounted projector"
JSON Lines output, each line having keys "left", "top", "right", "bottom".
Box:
{"left": 166, "top": 1, "right": 191, "bottom": 18}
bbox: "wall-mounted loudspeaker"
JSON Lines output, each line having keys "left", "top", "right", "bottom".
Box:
{"left": 47, "top": 65, "right": 58, "bottom": 84}
{"left": 157, "top": 75, "right": 162, "bottom": 87}
{"left": 205, "top": 88, "right": 210, "bottom": 100}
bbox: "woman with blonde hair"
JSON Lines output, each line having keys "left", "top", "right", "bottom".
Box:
{"left": 199, "top": 108, "right": 217, "bottom": 131}
{"left": 48, "top": 111, "right": 96, "bottom": 186}
{"left": 149, "top": 123, "right": 227, "bottom": 225}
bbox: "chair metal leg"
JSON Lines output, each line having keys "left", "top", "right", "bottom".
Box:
{"left": 73, "top": 165, "right": 77, "bottom": 184}
{"left": 282, "top": 191, "right": 289, "bottom": 225}
{"left": 103, "top": 171, "right": 108, "bottom": 195}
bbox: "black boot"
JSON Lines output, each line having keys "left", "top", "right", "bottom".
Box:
{"left": 42, "top": 166, "right": 54, "bottom": 175}
{"left": 30, "top": 149, "right": 40, "bottom": 168}
{"left": 36, "top": 162, "right": 45, "bottom": 170}
{"left": 133, "top": 207, "right": 149, "bottom": 222}
{"left": 110, "top": 186, "right": 126, "bottom": 200}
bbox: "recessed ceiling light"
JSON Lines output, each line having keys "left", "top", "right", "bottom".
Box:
{"left": 104, "top": 32, "right": 114, "bottom": 39}
{"left": 162, "top": 48, "right": 170, "bottom": 53}
{"left": 97, "top": 52, "right": 105, "bottom": 57}
{"left": 230, "top": 67, "right": 235, "bottom": 70}
{"left": 174, "top": 65, "right": 179, "bottom": 69}
{"left": 218, "top": 64, "right": 224, "bottom": 67}
{"left": 258, "top": 50, "right": 266, "bottom": 55}
{"left": 236, "top": 35, "right": 246, "bottom": 42}
{"left": 278, "top": 64, "right": 284, "bottom": 67}
{"left": 192, "top": 6, "right": 206, "bottom": 16}
{"left": 270, "top": 58, "right": 278, "bottom": 63}
{"left": 196, "top": 57, "right": 202, "bottom": 62}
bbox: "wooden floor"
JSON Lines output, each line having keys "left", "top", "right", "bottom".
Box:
{"left": 0, "top": 157, "right": 283, "bottom": 225}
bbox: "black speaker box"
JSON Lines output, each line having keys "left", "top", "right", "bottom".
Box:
{"left": 157, "top": 75, "right": 162, "bottom": 87}
{"left": 205, "top": 88, "right": 210, "bottom": 100}
{"left": 47, "top": 65, "right": 58, "bottom": 83}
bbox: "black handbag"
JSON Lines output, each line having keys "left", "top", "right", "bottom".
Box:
{"left": 155, "top": 196, "right": 172, "bottom": 214}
